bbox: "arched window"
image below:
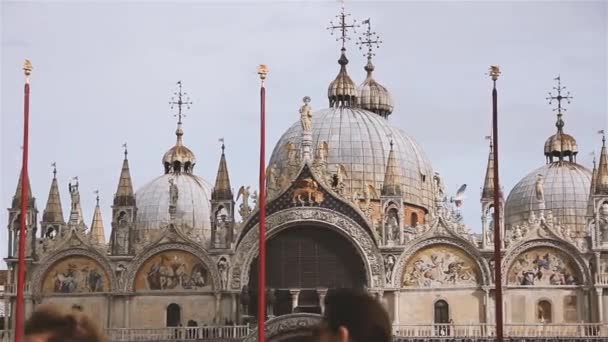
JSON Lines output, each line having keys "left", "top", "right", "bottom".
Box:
{"left": 434, "top": 300, "right": 450, "bottom": 324}
{"left": 166, "top": 303, "right": 181, "bottom": 327}
{"left": 537, "top": 300, "right": 552, "bottom": 323}
{"left": 411, "top": 213, "right": 419, "bottom": 227}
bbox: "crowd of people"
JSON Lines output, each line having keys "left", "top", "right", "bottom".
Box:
{"left": 22, "top": 289, "right": 391, "bottom": 342}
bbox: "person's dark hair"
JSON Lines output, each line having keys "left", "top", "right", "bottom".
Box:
{"left": 24, "top": 305, "right": 105, "bottom": 342}
{"left": 321, "top": 288, "right": 392, "bottom": 342}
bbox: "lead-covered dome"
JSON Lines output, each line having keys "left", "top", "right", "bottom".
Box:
{"left": 505, "top": 162, "right": 591, "bottom": 235}
{"left": 269, "top": 107, "right": 435, "bottom": 211}
{"left": 135, "top": 173, "right": 212, "bottom": 240}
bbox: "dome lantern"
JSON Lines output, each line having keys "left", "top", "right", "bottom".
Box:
{"left": 543, "top": 76, "right": 578, "bottom": 163}
{"left": 326, "top": 2, "right": 358, "bottom": 109}
{"left": 356, "top": 18, "right": 394, "bottom": 118}
{"left": 163, "top": 81, "right": 196, "bottom": 174}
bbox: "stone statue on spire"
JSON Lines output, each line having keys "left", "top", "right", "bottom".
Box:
{"left": 299, "top": 96, "right": 313, "bottom": 133}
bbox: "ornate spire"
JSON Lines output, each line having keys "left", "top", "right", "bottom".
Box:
{"left": 12, "top": 167, "right": 33, "bottom": 209}
{"left": 382, "top": 140, "right": 401, "bottom": 196}
{"left": 212, "top": 138, "right": 234, "bottom": 201}
{"left": 89, "top": 191, "right": 106, "bottom": 245}
{"left": 596, "top": 130, "right": 608, "bottom": 195}
{"left": 588, "top": 152, "right": 598, "bottom": 217}
{"left": 114, "top": 143, "right": 135, "bottom": 206}
{"left": 481, "top": 136, "right": 501, "bottom": 200}
{"left": 544, "top": 76, "right": 578, "bottom": 163}
{"left": 42, "top": 162, "right": 64, "bottom": 224}
{"left": 326, "top": 1, "right": 358, "bottom": 108}
{"left": 163, "top": 81, "right": 196, "bottom": 174}
{"left": 356, "top": 18, "right": 393, "bottom": 118}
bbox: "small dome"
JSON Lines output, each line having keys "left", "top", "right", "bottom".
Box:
{"left": 135, "top": 173, "right": 212, "bottom": 241}
{"left": 505, "top": 161, "right": 591, "bottom": 235}
{"left": 162, "top": 124, "right": 196, "bottom": 174}
{"left": 358, "top": 59, "right": 393, "bottom": 118}
{"left": 327, "top": 49, "right": 358, "bottom": 108}
{"left": 269, "top": 107, "right": 435, "bottom": 210}
{"left": 544, "top": 132, "right": 578, "bottom": 159}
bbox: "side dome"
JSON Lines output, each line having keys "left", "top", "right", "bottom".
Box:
{"left": 357, "top": 58, "right": 394, "bottom": 118}
{"left": 505, "top": 162, "right": 591, "bottom": 235}
{"left": 268, "top": 107, "right": 435, "bottom": 211}
{"left": 544, "top": 132, "right": 578, "bottom": 160}
{"left": 135, "top": 174, "right": 212, "bottom": 240}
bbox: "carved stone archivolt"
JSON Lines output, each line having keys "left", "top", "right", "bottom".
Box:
{"left": 392, "top": 237, "right": 490, "bottom": 288}
{"left": 501, "top": 239, "right": 590, "bottom": 286}
{"left": 231, "top": 207, "right": 383, "bottom": 290}
{"left": 31, "top": 247, "right": 117, "bottom": 296}
{"left": 124, "top": 242, "right": 221, "bottom": 292}
{"left": 243, "top": 313, "right": 321, "bottom": 342}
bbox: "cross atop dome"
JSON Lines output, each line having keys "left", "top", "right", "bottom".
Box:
{"left": 327, "top": 0, "right": 358, "bottom": 50}
{"left": 546, "top": 75, "right": 573, "bottom": 114}
{"left": 357, "top": 18, "right": 382, "bottom": 60}
{"left": 169, "top": 80, "right": 192, "bottom": 125}
{"left": 163, "top": 82, "right": 196, "bottom": 174}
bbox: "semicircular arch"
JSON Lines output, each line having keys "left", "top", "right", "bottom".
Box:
{"left": 32, "top": 248, "right": 116, "bottom": 296}
{"left": 231, "top": 207, "right": 382, "bottom": 290}
{"left": 393, "top": 237, "right": 489, "bottom": 288}
{"left": 125, "top": 242, "right": 220, "bottom": 292}
{"left": 503, "top": 239, "right": 590, "bottom": 286}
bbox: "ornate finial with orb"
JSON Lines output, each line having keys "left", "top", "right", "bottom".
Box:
{"left": 489, "top": 65, "right": 501, "bottom": 81}
{"left": 258, "top": 64, "right": 268, "bottom": 84}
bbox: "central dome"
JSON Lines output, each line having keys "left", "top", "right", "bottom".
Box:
{"left": 269, "top": 107, "right": 435, "bottom": 210}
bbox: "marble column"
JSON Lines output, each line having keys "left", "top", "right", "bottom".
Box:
{"left": 393, "top": 291, "right": 401, "bottom": 325}
{"left": 231, "top": 293, "right": 238, "bottom": 322}
{"left": 289, "top": 289, "right": 301, "bottom": 313}
{"left": 597, "top": 288, "right": 603, "bottom": 323}
{"left": 317, "top": 288, "right": 328, "bottom": 314}
{"left": 125, "top": 297, "right": 131, "bottom": 328}
{"left": 215, "top": 293, "right": 222, "bottom": 324}
{"left": 106, "top": 295, "right": 112, "bottom": 329}
{"left": 483, "top": 287, "right": 490, "bottom": 324}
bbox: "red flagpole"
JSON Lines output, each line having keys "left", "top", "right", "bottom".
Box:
{"left": 15, "top": 59, "right": 33, "bottom": 342}
{"left": 257, "top": 64, "right": 268, "bottom": 342}
{"left": 489, "top": 66, "right": 503, "bottom": 342}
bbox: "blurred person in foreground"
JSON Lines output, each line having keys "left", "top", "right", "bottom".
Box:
{"left": 24, "top": 304, "right": 106, "bottom": 342}
{"left": 314, "top": 288, "right": 392, "bottom": 342}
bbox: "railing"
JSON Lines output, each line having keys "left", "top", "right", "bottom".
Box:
{"left": 0, "top": 330, "right": 12, "bottom": 342}
{"left": 596, "top": 273, "right": 608, "bottom": 285}
{"left": 106, "top": 325, "right": 251, "bottom": 341}
{"left": 393, "top": 323, "right": 608, "bottom": 338}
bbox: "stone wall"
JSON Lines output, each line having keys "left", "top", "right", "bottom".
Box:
{"left": 398, "top": 289, "right": 484, "bottom": 324}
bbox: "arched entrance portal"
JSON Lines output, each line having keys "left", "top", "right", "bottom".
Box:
{"left": 249, "top": 225, "right": 366, "bottom": 317}
{"left": 166, "top": 303, "right": 181, "bottom": 327}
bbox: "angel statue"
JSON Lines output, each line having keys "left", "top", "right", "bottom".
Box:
{"left": 252, "top": 190, "right": 259, "bottom": 208}
{"left": 450, "top": 184, "right": 467, "bottom": 208}
{"left": 363, "top": 183, "right": 379, "bottom": 210}
{"left": 331, "top": 164, "right": 348, "bottom": 195}
{"left": 169, "top": 178, "right": 179, "bottom": 207}
{"left": 68, "top": 177, "right": 80, "bottom": 211}
{"left": 299, "top": 96, "right": 313, "bottom": 133}
{"left": 237, "top": 186, "right": 252, "bottom": 218}
{"left": 315, "top": 141, "right": 329, "bottom": 164}
{"left": 535, "top": 174, "right": 545, "bottom": 202}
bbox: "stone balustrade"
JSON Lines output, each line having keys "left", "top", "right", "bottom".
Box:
{"left": 596, "top": 273, "right": 608, "bottom": 285}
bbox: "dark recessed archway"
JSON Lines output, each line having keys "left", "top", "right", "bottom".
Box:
{"left": 248, "top": 225, "right": 366, "bottom": 317}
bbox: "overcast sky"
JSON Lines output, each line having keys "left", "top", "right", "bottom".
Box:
{"left": 1, "top": 0, "right": 607, "bottom": 265}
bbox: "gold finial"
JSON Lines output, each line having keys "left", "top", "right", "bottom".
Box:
{"left": 23, "top": 59, "right": 33, "bottom": 77}
{"left": 488, "top": 65, "right": 501, "bottom": 81}
{"left": 258, "top": 64, "right": 268, "bottom": 84}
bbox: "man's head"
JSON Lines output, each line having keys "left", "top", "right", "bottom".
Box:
{"left": 315, "top": 288, "right": 392, "bottom": 342}
{"left": 24, "top": 305, "right": 105, "bottom": 342}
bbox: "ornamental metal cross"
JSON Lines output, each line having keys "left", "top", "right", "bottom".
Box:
{"left": 169, "top": 81, "right": 192, "bottom": 124}
{"left": 327, "top": 0, "right": 358, "bottom": 49}
{"left": 357, "top": 18, "right": 382, "bottom": 58}
{"left": 546, "top": 75, "right": 573, "bottom": 113}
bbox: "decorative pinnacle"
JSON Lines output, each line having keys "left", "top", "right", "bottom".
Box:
{"left": 23, "top": 59, "right": 32, "bottom": 77}
{"left": 122, "top": 142, "right": 128, "bottom": 159}
{"left": 258, "top": 64, "right": 268, "bottom": 85}
{"left": 488, "top": 65, "right": 501, "bottom": 81}
{"left": 485, "top": 135, "right": 493, "bottom": 147}
{"left": 600, "top": 129, "right": 606, "bottom": 146}
{"left": 51, "top": 162, "right": 57, "bottom": 178}
{"left": 546, "top": 75, "right": 573, "bottom": 114}
{"left": 94, "top": 190, "right": 100, "bottom": 205}
{"left": 357, "top": 18, "right": 382, "bottom": 59}
{"left": 327, "top": 0, "right": 358, "bottom": 49}
{"left": 219, "top": 137, "right": 225, "bottom": 153}
{"left": 169, "top": 81, "right": 192, "bottom": 125}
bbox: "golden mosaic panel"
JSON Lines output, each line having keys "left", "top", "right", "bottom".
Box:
{"left": 402, "top": 245, "right": 478, "bottom": 287}
{"left": 42, "top": 256, "right": 109, "bottom": 294}
{"left": 135, "top": 250, "right": 211, "bottom": 291}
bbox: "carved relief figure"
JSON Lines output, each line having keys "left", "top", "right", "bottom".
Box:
{"left": 331, "top": 164, "right": 348, "bottom": 195}
{"left": 135, "top": 250, "right": 211, "bottom": 291}
{"left": 299, "top": 96, "right": 313, "bottom": 133}
{"left": 217, "top": 257, "right": 229, "bottom": 290}
{"left": 42, "top": 256, "right": 108, "bottom": 294}
{"left": 315, "top": 141, "right": 328, "bottom": 164}
{"left": 507, "top": 248, "right": 578, "bottom": 286}
{"left": 267, "top": 163, "right": 279, "bottom": 193}
{"left": 68, "top": 178, "right": 81, "bottom": 211}
{"left": 600, "top": 202, "right": 608, "bottom": 243}
{"left": 215, "top": 208, "right": 229, "bottom": 247}
{"left": 402, "top": 245, "right": 478, "bottom": 287}
{"left": 535, "top": 174, "right": 545, "bottom": 202}
{"left": 169, "top": 178, "right": 179, "bottom": 207}
{"left": 285, "top": 142, "right": 299, "bottom": 166}
{"left": 384, "top": 255, "right": 396, "bottom": 285}
{"left": 237, "top": 186, "right": 252, "bottom": 218}
{"left": 385, "top": 209, "right": 399, "bottom": 244}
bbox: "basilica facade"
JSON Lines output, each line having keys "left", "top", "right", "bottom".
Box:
{"left": 4, "top": 10, "right": 608, "bottom": 339}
